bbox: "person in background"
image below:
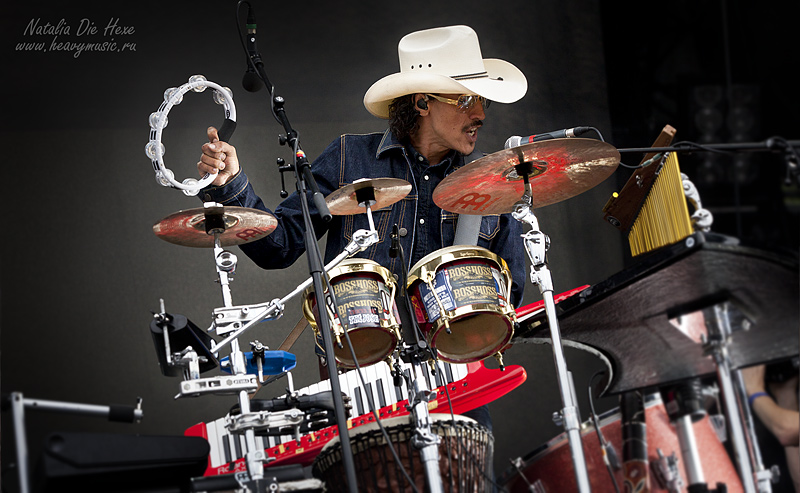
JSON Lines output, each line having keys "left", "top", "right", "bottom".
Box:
{"left": 742, "top": 362, "right": 799, "bottom": 492}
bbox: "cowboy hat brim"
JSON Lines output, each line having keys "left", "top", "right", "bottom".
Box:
{"left": 364, "top": 58, "right": 527, "bottom": 119}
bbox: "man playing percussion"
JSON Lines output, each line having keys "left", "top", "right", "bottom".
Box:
{"left": 196, "top": 25, "right": 528, "bottom": 431}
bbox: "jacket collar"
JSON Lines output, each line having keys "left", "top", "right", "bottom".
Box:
{"left": 376, "top": 129, "right": 468, "bottom": 171}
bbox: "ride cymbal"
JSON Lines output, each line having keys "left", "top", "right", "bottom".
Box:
{"left": 326, "top": 178, "right": 412, "bottom": 215}
{"left": 433, "top": 139, "right": 620, "bottom": 215}
{"left": 153, "top": 205, "right": 277, "bottom": 247}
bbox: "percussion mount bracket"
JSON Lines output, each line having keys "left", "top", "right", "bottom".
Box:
{"left": 227, "top": 408, "right": 304, "bottom": 434}
{"left": 174, "top": 374, "right": 259, "bottom": 399}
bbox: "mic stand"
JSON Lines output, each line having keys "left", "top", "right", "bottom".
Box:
{"left": 616, "top": 138, "right": 800, "bottom": 155}
{"left": 391, "top": 224, "right": 446, "bottom": 493}
{"left": 617, "top": 138, "right": 800, "bottom": 185}
{"left": 266, "top": 93, "right": 357, "bottom": 492}
{"left": 511, "top": 164, "right": 591, "bottom": 492}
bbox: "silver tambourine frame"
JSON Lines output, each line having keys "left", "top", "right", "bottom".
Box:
{"left": 146, "top": 75, "right": 236, "bottom": 196}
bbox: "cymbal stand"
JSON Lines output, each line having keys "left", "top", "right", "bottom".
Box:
{"left": 703, "top": 302, "right": 762, "bottom": 493}
{"left": 732, "top": 369, "right": 779, "bottom": 492}
{"left": 511, "top": 165, "right": 591, "bottom": 492}
{"left": 196, "top": 210, "right": 377, "bottom": 493}
{"left": 6, "top": 392, "right": 143, "bottom": 493}
{"left": 207, "top": 204, "right": 270, "bottom": 489}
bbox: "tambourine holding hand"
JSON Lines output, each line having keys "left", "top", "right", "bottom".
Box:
{"left": 199, "top": 126, "right": 240, "bottom": 187}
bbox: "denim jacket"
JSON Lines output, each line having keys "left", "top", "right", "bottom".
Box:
{"left": 200, "top": 129, "right": 526, "bottom": 306}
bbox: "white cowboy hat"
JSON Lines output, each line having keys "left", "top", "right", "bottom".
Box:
{"left": 364, "top": 25, "right": 528, "bottom": 119}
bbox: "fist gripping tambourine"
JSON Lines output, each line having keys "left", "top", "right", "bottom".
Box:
{"left": 145, "top": 75, "right": 237, "bottom": 196}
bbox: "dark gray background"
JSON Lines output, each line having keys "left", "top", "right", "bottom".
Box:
{"left": 2, "top": 0, "right": 797, "bottom": 489}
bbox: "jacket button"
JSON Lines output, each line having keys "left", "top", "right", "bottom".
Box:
{"left": 399, "top": 228, "right": 408, "bottom": 237}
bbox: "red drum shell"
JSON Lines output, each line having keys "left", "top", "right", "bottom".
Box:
{"left": 501, "top": 398, "right": 743, "bottom": 493}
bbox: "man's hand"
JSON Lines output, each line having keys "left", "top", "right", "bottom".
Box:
{"left": 198, "top": 126, "right": 240, "bottom": 186}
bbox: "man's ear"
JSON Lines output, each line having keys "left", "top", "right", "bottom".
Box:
{"left": 414, "top": 94, "right": 429, "bottom": 113}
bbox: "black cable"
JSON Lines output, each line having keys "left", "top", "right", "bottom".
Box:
{"left": 323, "top": 236, "right": 421, "bottom": 492}
{"left": 587, "top": 126, "right": 605, "bottom": 142}
{"left": 614, "top": 137, "right": 799, "bottom": 170}
{"left": 339, "top": 328, "right": 422, "bottom": 493}
{"left": 588, "top": 370, "right": 621, "bottom": 493}
{"left": 619, "top": 152, "right": 666, "bottom": 170}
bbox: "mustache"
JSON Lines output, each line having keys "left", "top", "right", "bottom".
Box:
{"left": 464, "top": 119, "right": 484, "bottom": 131}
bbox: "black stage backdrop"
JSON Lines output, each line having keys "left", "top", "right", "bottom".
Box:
{"left": 1, "top": 0, "right": 797, "bottom": 490}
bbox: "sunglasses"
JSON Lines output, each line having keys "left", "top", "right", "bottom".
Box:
{"left": 425, "top": 94, "right": 490, "bottom": 111}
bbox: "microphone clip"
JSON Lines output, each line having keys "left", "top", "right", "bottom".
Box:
{"left": 389, "top": 224, "right": 400, "bottom": 258}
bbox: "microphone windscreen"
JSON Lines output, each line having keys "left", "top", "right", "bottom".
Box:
{"left": 242, "top": 70, "right": 262, "bottom": 92}
{"left": 504, "top": 136, "right": 522, "bottom": 149}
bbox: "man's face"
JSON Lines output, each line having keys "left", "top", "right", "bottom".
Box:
{"left": 420, "top": 93, "right": 486, "bottom": 156}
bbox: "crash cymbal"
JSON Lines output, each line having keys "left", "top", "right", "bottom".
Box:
{"left": 433, "top": 139, "right": 620, "bottom": 215}
{"left": 326, "top": 177, "right": 412, "bottom": 215}
{"left": 153, "top": 205, "right": 277, "bottom": 247}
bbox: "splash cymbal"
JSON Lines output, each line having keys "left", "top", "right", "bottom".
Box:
{"left": 326, "top": 178, "right": 412, "bottom": 215}
{"left": 153, "top": 205, "right": 277, "bottom": 247}
{"left": 433, "top": 139, "right": 620, "bottom": 215}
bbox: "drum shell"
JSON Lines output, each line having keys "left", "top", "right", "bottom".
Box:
{"left": 302, "top": 259, "right": 400, "bottom": 368}
{"left": 500, "top": 398, "right": 743, "bottom": 493}
{"left": 407, "top": 246, "right": 515, "bottom": 363}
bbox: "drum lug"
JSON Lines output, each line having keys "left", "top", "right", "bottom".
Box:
{"left": 334, "top": 332, "right": 344, "bottom": 350}
{"left": 422, "top": 270, "right": 453, "bottom": 334}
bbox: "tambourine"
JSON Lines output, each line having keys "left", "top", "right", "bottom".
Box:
{"left": 146, "top": 75, "right": 237, "bottom": 196}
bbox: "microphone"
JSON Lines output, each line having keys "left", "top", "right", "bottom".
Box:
{"left": 504, "top": 126, "right": 592, "bottom": 149}
{"left": 241, "top": 5, "right": 262, "bottom": 92}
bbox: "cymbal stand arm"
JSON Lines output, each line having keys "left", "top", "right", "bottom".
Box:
{"left": 209, "top": 228, "right": 378, "bottom": 354}
{"left": 512, "top": 185, "right": 591, "bottom": 493}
